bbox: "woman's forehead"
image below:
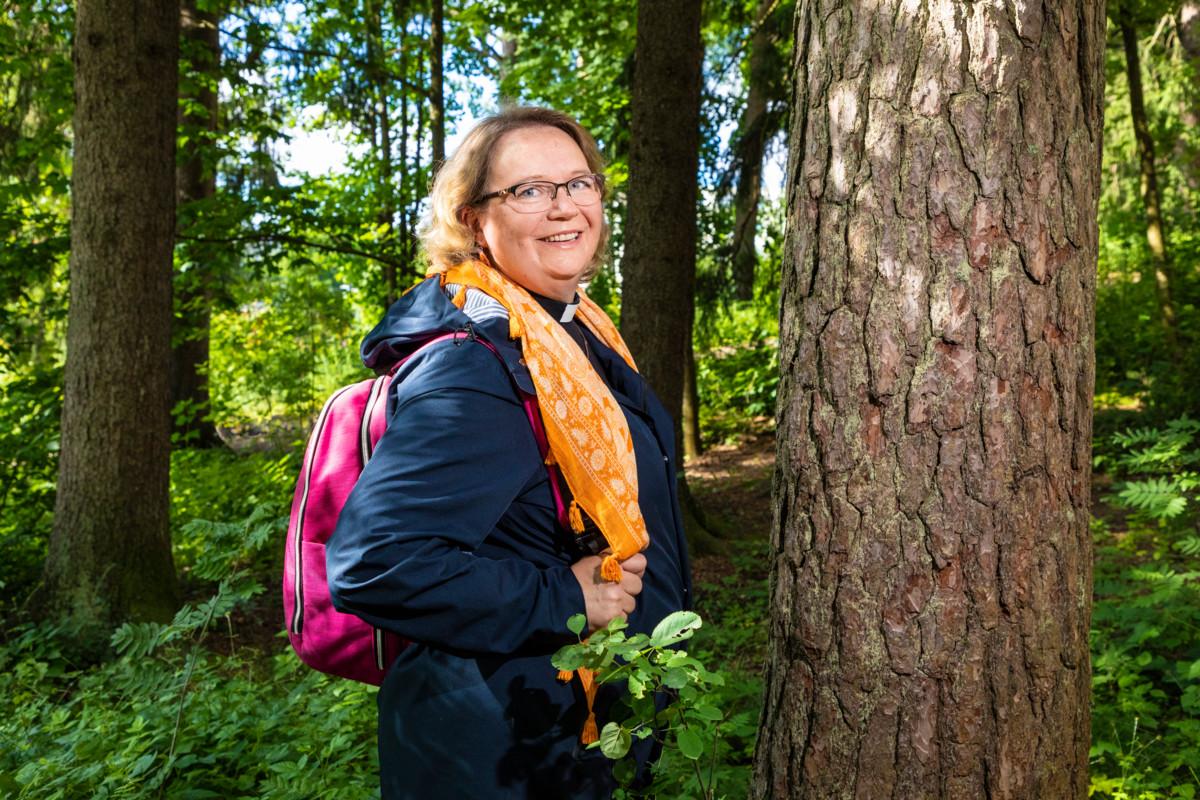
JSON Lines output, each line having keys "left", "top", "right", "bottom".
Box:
{"left": 487, "top": 126, "right": 589, "bottom": 183}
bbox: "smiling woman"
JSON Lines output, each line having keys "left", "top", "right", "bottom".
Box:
{"left": 323, "top": 107, "right": 692, "bottom": 799}
{"left": 463, "top": 127, "right": 603, "bottom": 301}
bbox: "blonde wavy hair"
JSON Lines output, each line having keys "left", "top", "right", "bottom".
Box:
{"left": 421, "top": 106, "right": 609, "bottom": 278}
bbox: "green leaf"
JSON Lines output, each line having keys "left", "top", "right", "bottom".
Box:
{"left": 690, "top": 703, "right": 724, "bottom": 721}
{"left": 611, "top": 757, "right": 638, "bottom": 787}
{"left": 664, "top": 668, "right": 690, "bottom": 689}
{"left": 676, "top": 727, "right": 703, "bottom": 759}
{"left": 551, "top": 645, "right": 585, "bottom": 672}
{"left": 599, "top": 722, "right": 632, "bottom": 759}
{"left": 567, "top": 614, "right": 587, "bottom": 636}
{"left": 649, "top": 611, "right": 702, "bottom": 646}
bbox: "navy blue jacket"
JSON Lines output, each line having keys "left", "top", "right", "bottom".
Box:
{"left": 326, "top": 277, "right": 693, "bottom": 799}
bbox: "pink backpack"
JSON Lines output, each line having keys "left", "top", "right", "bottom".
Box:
{"left": 283, "top": 332, "right": 567, "bottom": 684}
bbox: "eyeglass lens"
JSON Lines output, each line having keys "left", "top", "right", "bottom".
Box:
{"left": 505, "top": 176, "right": 601, "bottom": 212}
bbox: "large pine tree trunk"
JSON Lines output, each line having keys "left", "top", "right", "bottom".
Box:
{"left": 44, "top": 0, "right": 181, "bottom": 633}
{"left": 171, "top": 0, "right": 221, "bottom": 448}
{"left": 754, "top": 2, "right": 1104, "bottom": 797}
{"left": 619, "top": 0, "right": 714, "bottom": 547}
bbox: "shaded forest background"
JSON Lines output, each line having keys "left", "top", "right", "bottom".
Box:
{"left": 1, "top": 0, "right": 1200, "bottom": 797}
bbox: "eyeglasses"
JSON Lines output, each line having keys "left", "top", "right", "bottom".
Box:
{"left": 475, "top": 173, "right": 604, "bottom": 214}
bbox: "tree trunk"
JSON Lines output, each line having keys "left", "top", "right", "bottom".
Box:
{"left": 682, "top": 339, "right": 703, "bottom": 459}
{"left": 430, "top": 0, "right": 445, "bottom": 167}
{"left": 1120, "top": 10, "right": 1178, "bottom": 353}
{"left": 754, "top": 2, "right": 1103, "bottom": 798}
{"left": 1176, "top": 3, "right": 1200, "bottom": 194}
{"left": 44, "top": 0, "right": 181, "bottom": 636}
{"left": 730, "top": 0, "right": 774, "bottom": 301}
{"left": 498, "top": 35, "right": 518, "bottom": 107}
{"left": 619, "top": 0, "right": 706, "bottom": 542}
{"left": 393, "top": 0, "right": 416, "bottom": 279}
{"left": 171, "top": 0, "right": 221, "bottom": 448}
{"left": 366, "top": 0, "right": 397, "bottom": 307}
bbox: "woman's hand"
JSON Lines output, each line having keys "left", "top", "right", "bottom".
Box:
{"left": 570, "top": 552, "right": 647, "bottom": 634}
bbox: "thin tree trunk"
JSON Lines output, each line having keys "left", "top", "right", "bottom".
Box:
{"left": 1120, "top": 10, "right": 1178, "bottom": 353}
{"left": 682, "top": 339, "right": 703, "bottom": 459}
{"left": 430, "top": 0, "right": 445, "bottom": 167}
{"left": 619, "top": 0, "right": 715, "bottom": 549}
{"left": 1176, "top": 3, "right": 1200, "bottom": 194}
{"left": 498, "top": 35, "right": 517, "bottom": 107}
{"left": 171, "top": 0, "right": 221, "bottom": 448}
{"left": 393, "top": 0, "right": 414, "bottom": 279}
{"left": 44, "top": 0, "right": 181, "bottom": 636}
{"left": 366, "top": 0, "right": 397, "bottom": 307}
{"left": 730, "top": 0, "right": 774, "bottom": 301}
{"left": 754, "top": 1, "right": 1103, "bottom": 797}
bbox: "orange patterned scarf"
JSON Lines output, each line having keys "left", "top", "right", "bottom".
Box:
{"left": 429, "top": 259, "right": 650, "bottom": 581}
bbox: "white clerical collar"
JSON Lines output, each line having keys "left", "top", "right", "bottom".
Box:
{"left": 560, "top": 297, "right": 579, "bottom": 323}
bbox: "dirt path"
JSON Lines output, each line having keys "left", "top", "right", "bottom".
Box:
{"left": 685, "top": 430, "right": 775, "bottom": 592}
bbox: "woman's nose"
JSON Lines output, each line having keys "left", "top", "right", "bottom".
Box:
{"left": 546, "top": 188, "right": 580, "bottom": 217}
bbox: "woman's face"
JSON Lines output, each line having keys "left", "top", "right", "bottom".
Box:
{"left": 469, "top": 126, "right": 603, "bottom": 302}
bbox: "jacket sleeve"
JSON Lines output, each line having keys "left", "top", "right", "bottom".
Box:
{"left": 325, "top": 342, "right": 586, "bottom": 655}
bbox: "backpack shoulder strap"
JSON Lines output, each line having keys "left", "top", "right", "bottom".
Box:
{"left": 390, "top": 331, "right": 570, "bottom": 532}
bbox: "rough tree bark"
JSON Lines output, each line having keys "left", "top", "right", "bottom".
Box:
{"left": 619, "top": 0, "right": 718, "bottom": 547}
{"left": 754, "top": 1, "right": 1103, "bottom": 798}
{"left": 1119, "top": 8, "right": 1178, "bottom": 353}
{"left": 171, "top": 0, "right": 221, "bottom": 448}
{"left": 44, "top": 0, "right": 181, "bottom": 633}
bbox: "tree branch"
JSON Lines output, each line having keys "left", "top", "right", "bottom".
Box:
{"left": 178, "top": 231, "right": 415, "bottom": 272}
{"left": 218, "top": 24, "right": 431, "bottom": 99}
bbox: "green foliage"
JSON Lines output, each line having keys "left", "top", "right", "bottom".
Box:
{"left": 1091, "top": 417, "right": 1200, "bottom": 798}
{"left": 1095, "top": 14, "right": 1200, "bottom": 416}
{"left": 695, "top": 300, "right": 779, "bottom": 445}
{"left": 0, "top": 499, "right": 379, "bottom": 799}
{"left": 0, "top": 366, "right": 61, "bottom": 615}
{"left": 208, "top": 257, "right": 365, "bottom": 430}
{"left": 552, "top": 612, "right": 757, "bottom": 800}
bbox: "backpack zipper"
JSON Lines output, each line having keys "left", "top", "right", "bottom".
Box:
{"left": 290, "top": 384, "right": 355, "bottom": 636}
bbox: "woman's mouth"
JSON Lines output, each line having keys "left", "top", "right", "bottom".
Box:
{"left": 540, "top": 232, "right": 581, "bottom": 243}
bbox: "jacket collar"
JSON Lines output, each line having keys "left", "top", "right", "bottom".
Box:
{"left": 361, "top": 276, "right": 534, "bottom": 394}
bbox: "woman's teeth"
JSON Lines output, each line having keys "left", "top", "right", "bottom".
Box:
{"left": 542, "top": 232, "right": 580, "bottom": 242}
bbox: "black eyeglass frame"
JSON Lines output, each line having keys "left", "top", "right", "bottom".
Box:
{"left": 473, "top": 173, "right": 606, "bottom": 211}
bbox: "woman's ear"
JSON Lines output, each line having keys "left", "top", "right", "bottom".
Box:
{"left": 459, "top": 206, "right": 483, "bottom": 244}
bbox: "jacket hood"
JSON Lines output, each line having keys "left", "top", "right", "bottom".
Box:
{"left": 360, "top": 276, "right": 471, "bottom": 372}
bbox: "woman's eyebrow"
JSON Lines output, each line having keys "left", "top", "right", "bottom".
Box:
{"left": 508, "top": 171, "right": 592, "bottom": 183}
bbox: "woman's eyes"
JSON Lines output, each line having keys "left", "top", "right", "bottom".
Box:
{"left": 567, "top": 177, "right": 593, "bottom": 192}
{"left": 514, "top": 183, "right": 549, "bottom": 200}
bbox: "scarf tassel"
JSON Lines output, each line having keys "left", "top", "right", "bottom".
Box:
{"left": 600, "top": 555, "right": 623, "bottom": 583}
{"left": 557, "top": 666, "right": 601, "bottom": 745}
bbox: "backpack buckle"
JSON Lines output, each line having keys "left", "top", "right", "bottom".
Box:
{"left": 572, "top": 516, "right": 608, "bottom": 556}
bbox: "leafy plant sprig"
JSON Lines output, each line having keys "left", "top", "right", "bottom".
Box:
{"left": 552, "top": 611, "right": 740, "bottom": 799}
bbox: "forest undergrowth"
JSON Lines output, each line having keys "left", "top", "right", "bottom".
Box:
{"left": 3, "top": 414, "right": 1197, "bottom": 798}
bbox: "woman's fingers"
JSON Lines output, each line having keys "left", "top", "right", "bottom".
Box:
{"left": 620, "top": 553, "right": 647, "bottom": 577}
{"left": 570, "top": 552, "right": 648, "bottom": 632}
